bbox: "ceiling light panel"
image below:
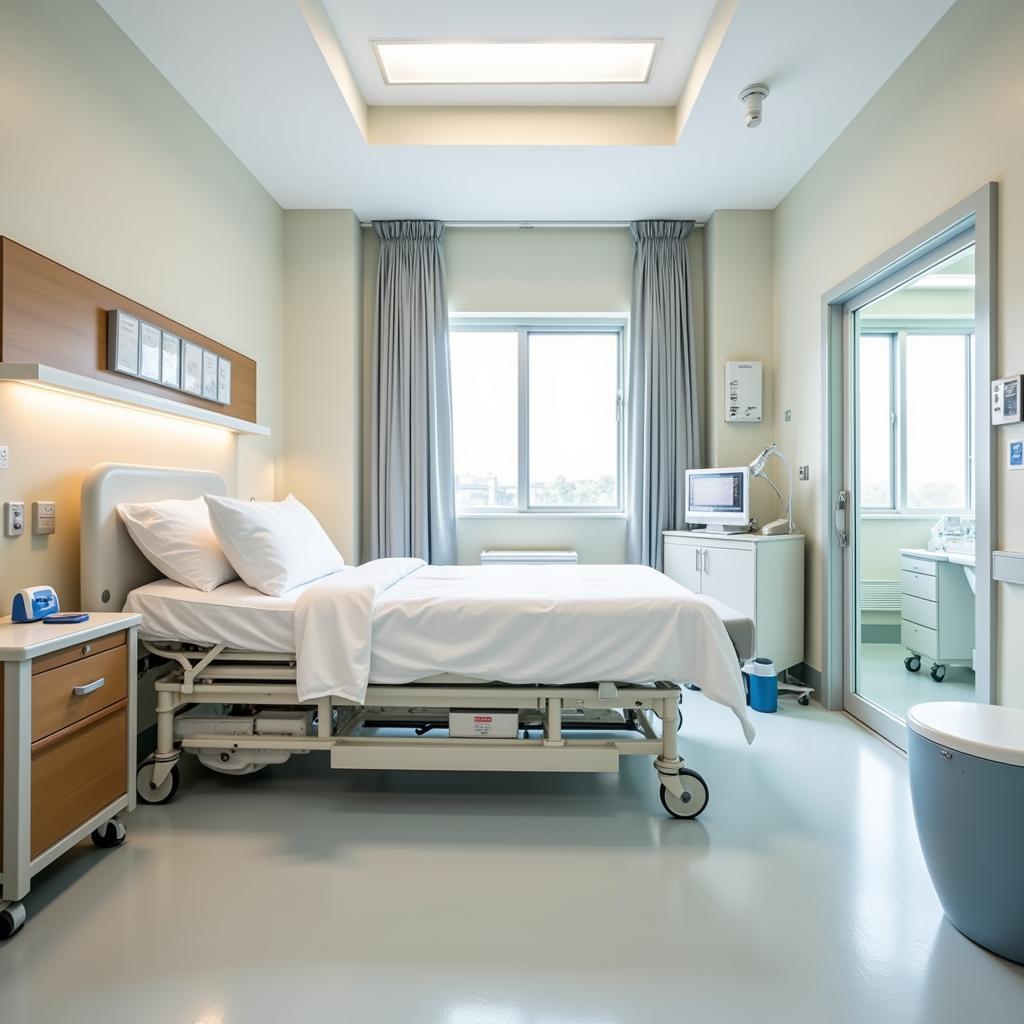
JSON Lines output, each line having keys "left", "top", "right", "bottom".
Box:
{"left": 374, "top": 40, "right": 659, "bottom": 86}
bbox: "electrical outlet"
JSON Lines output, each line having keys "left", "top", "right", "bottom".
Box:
{"left": 32, "top": 500, "right": 56, "bottom": 535}
{"left": 799, "top": 465, "right": 810, "bottom": 481}
{"left": 0, "top": 445, "right": 8, "bottom": 470}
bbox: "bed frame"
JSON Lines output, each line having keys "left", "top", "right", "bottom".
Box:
{"left": 81, "top": 463, "right": 733, "bottom": 819}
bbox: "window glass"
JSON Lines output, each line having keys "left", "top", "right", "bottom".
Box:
{"left": 858, "top": 334, "right": 893, "bottom": 509}
{"left": 450, "top": 331, "right": 518, "bottom": 509}
{"left": 528, "top": 332, "right": 619, "bottom": 507}
{"left": 905, "top": 334, "right": 968, "bottom": 509}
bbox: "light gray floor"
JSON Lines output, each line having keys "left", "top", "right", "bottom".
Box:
{"left": 858, "top": 642, "right": 976, "bottom": 721}
{"left": 2, "top": 696, "right": 1021, "bottom": 1023}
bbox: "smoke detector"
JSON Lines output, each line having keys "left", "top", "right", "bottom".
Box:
{"left": 739, "top": 83, "right": 769, "bottom": 128}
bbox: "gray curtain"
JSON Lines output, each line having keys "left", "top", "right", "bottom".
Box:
{"left": 369, "top": 220, "right": 456, "bottom": 564}
{"left": 625, "top": 220, "right": 700, "bottom": 570}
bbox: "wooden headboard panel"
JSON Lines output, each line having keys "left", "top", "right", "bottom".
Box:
{"left": 0, "top": 237, "right": 257, "bottom": 422}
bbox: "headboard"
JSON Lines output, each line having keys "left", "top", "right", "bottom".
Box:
{"left": 80, "top": 463, "right": 227, "bottom": 612}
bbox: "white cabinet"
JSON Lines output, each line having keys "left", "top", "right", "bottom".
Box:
{"left": 898, "top": 549, "right": 975, "bottom": 681}
{"left": 663, "top": 531, "right": 805, "bottom": 673}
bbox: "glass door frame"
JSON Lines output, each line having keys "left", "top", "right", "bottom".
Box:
{"left": 820, "top": 185, "right": 997, "bottom": 746}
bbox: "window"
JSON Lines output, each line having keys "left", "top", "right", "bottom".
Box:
{"left": 450, "top": 320, "right": 624, "bottom": 512}
{"left": 857, "top": 327, "right": 974, "bottom": 513}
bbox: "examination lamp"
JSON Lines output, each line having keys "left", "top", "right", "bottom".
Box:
{"left": 749, "top": 442, "right": 794, "bottom": 535}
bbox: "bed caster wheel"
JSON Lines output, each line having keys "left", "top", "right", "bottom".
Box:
{"left": 904, "top": 655, "right": 922, "bottom": 673}
{"left": 930, "top": 663, "right": 947, "bottom": 682}
{"left": 91, "top": 819, "right": 127, "bottom": 848}
{"left": 660, "top": 769, "right": 709, "bottom": 820}
{"left": 137, "top": 762, "right": 180, "bottom": 805}
{"left": 0, "top": 902, "right": 27, "bottom": 940}
{"left": 798, "top": 694, "right": 810, "bottom": 707}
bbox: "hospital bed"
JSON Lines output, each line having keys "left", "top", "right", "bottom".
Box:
{"left": 81, "top": 464, "right": 755, "bottom": 819}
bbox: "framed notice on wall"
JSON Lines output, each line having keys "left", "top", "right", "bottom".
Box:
{"left": 107, "top": 310, "right": 140, "bottom": 377}
{"left": 202, "top": 349, "right": 218, "bottom": 400}
{"left": 217, "top": 357, "right": 231, "bottom": 405}
{"left": 161, "top": 332, "right": 181, "bottom": 388}
{"left": 138, "top": 321, "right": 162, "bottom": 382}
{"left": 181, "top": 340, "right": 203, "bottom": 395}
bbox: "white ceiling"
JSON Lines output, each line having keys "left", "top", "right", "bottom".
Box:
{"left": 97, "top": 0, "right": 956, "bottom": 220}
{"left": 325, "top": 0, "right": 716, "bottom": 106}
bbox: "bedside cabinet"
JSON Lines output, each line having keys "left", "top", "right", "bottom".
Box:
{"left": 1, "top": 612, "right": 141, "bottom": 939}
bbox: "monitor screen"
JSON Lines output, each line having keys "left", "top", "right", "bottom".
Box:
{"left": 688, "top": 471, "right": 745, "bottom": 512}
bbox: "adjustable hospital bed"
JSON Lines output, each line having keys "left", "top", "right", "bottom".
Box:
{"left": 81, "top": 464, "right": 755, "bottom": 819}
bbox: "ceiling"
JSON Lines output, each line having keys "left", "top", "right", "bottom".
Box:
{"left": 96, "top": 0, "right": 957, "bottom": 221}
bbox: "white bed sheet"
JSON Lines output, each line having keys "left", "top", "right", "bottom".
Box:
{"left": 124, "top": 576, "right": 329, "bottom": 652}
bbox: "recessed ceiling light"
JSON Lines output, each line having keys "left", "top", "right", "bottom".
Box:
{"left": 373, "top": 40, "right": 660, "bottom": 86}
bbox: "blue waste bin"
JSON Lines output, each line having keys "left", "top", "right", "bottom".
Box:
{"left": 744, "top": 657, "right": 778, "bottom": 713}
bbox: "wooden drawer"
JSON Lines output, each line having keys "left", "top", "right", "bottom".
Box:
{"left": 901, "top": 619, "right": 938, "bottom": 659}
{"left": 901, "top": 555, "right": 937, "bottom": 577}
{"left": 901, "top": 594, "right": 938, "bottom": 630}
{"left": 32, "top": 630, "right": 125, "bottom": 675}
{"left": 32, "top": 645, "right": 127, "bottom": 743}
{"left": 31, "top": 703, "right": 127, "bottom": 858}
{"left": 901, "top": 569, "right": 938, "bottom": 602}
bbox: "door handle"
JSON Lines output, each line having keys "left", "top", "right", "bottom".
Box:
{"left": 695, "top": 547, "right": 701, "bottom": 573}
{"left": 73, "top": 677, "right": 105, "bottom": 697}
{"left": 834, "top": 489, "right": 849, "bottom": 548}
{"left": 702, "top": 549, "right": 710, "bottom": 574}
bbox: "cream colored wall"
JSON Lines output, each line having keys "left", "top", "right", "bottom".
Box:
{"left": 282, "top": 211, "right": 362, "bottom": 562}
{"left": 361, "top": 225, "right": 674, "bottom": 565}
{"left": 703, "top": 211, "right": 777, "bottom": 526}
{"left": 773, "top": 0, "right": 1024, "bottom": 706}
{"left": 0, "top": 0, "right": 283, "bottom": 611}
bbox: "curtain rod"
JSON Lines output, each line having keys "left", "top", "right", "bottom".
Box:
{"left": 358, "top": 219, "right": 707, "bottom": 230}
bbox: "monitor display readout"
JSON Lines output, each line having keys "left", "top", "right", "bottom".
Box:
{"left": 689, "top": 473, "right": 743, "bottom": 511}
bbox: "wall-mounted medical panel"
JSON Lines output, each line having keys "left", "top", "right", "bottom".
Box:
{"left": 0, "top": 237, "right": 257, "bottom": 423}
{"left": 724, "top": 360, "right": 763, "bottom": 422}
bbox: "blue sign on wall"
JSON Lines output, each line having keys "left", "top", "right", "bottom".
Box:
{"left": 1010, "top": 440, "right": 1024, "bottom": 469}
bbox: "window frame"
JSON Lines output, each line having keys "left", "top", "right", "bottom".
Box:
{"left": 449, "top": 315, "right": 627, "bottom": 516}
{"left": 857, "top": 318, "right": 974, "bottom": 517}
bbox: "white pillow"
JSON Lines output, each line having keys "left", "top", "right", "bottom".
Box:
{"left": 118, "top": 497, "right": 238, "bottom": 592}
{"left": 204, "top": 493, "right": 345, "bottom": 597}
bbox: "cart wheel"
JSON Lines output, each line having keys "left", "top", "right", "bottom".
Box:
{"left": 660, "top": 770, "right": 709, "bottom": 820}
{"left": 904, "top": 655, "right": 922, "bottom": 673}
{"left": 136, "top": 762, "right": 180, "bottom": 805}
{"left": 798, "top": 694, "right": 811, "bottom": 707}
{"left": 930, "top": 663, "right": 947, "bottom": 682}
{"left": 0, "top": 902, "right": 26, "bottom": 940}
{"left": 91, "top": 819, "right": 127, "bottom": 848}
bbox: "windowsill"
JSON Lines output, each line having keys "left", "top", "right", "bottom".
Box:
{"left": 860, "top": 511, "right": 973, "bottom": 520}
{"left": 457, "top": 511, "right": 627, "bottom": 520}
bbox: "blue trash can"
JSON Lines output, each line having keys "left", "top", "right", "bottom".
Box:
{"left": 744, "top": 657, "right": 778, "bottom": 713}
{"left": 908, "top": 702, "right": 1024, "bottom": 964}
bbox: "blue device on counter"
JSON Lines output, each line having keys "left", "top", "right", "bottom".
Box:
{"left": 44, "top": 612, "right": 90, "bottom": 624}
{"left": 11, "top": 586, "right": 60, "bottom": 623}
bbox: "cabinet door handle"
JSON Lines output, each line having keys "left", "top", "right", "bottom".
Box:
{"left": 695, "top": 547, "right": 701, "bottom": 573}
{"left": 73, "top": 677, "right": 105, "bottom": 697}
{"left": 703, "top": 549, "right": 710, "bottom": 574}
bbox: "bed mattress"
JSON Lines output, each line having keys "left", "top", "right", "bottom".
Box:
{"left": 125, "top": 570, "right": 754, "bottom": 663}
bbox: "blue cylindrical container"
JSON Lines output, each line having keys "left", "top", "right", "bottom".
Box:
{"left": 744, "top": 657, "right": 778, "bottom": 713}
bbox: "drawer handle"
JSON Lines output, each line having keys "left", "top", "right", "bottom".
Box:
{"left": 82, "top": 643, "right": 92, "bottom": 656}
{"left": 73, "top": 677, "right": 106, "bottom": 697}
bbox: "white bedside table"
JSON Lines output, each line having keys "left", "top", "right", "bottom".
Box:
{"left": 1, "top": 611, "right": 141, "bottom": 940}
